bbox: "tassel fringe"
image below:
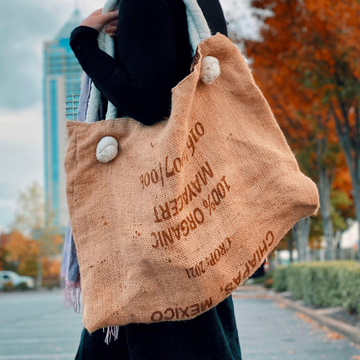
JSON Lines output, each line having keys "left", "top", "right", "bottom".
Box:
{"left": 64, "top": 281, "right": 120, "bottom": 345}
{"left": 103, "top": 326, "right": 120, "bottom": 344}
{"left": 63, "top": 281, "right": 82, "bottom": 314}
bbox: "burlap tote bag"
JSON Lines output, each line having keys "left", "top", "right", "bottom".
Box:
{"left": 64, "top": 0, "right": 320, "bottom": 334}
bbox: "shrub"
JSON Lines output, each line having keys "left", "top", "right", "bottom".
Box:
{"left": 273, "top": 266, "right": 287, "bottom": 292}
{"left": 301, "top": 262, "right": 343, "bottom": 308}
{"left": 264, "top": 276, "right": 274, "bottom": 289}
{"left": 339, "top": 263, "right": 360, "bottom": 314}
{"left": 285, "top": 263, "right": 307, "bottom": 300}
{"left": 250, "top": 270, "right": 274, "bottom": 288}
{"left": 273, "top": 261, "right": 360, "bottom": 314}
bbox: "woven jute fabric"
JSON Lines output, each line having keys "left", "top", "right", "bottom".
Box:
{"left": 65, "top": 32, "right": 320, "bottom": 333}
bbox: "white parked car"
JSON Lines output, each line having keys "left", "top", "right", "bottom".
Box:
{"left": 0, "top": 271, "right": 35, "bottom": 290}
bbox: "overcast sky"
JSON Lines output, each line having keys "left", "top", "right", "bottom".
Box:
{"left": 0, "top": 0, "right": 257, "bottom": 232}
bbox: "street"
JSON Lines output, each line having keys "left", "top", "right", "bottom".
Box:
{"left": 0, "top": 290, "right": 82, "bottom": 359}
{"left": 0, "top": 287, "right": 360, "bottom": 360}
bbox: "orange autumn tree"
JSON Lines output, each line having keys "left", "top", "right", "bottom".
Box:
{"left": 3, "top": 231, "right": 63, "bottom": 285}
{"left": 42, "top": 256, "right": 62, "bottom": 287}
{"left": 243, "top": 0, "right": 360, "bottom": 259}
{"left": 4, "top": 231, "right": 39, "bottom": 277}
{"left": 12, "top": 182, "right": 63, "bottom": 288}
{"left": 244, "top": 33, "right": 341, "bottom": 260}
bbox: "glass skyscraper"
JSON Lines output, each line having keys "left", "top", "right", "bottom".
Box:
{"left": 43, "top": 8, "right": 83, "bottom": 235}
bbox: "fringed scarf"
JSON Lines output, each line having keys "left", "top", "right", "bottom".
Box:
{"left": 60, "top": 72, "right": 119, "bottom": 344}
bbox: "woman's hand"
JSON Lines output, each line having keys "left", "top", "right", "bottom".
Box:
{"left": 105, "top": 19, "right": 118, "bottom": 38}
{"left": 81, "top": 8, "right": 119, "bottom": 36}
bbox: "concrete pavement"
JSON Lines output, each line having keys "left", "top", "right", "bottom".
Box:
{"left": 0, "top": 290, "right": 82, "bottom": 359}
{"left": 234, "top": 285, "right": 360, "bottom": 360}
{"left": 0, "top": 287, "right": 360, "bottom": 359}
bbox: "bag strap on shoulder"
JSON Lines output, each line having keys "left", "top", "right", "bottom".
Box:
{"left": 85, "top": 0, "right": 212, "bottom": 124}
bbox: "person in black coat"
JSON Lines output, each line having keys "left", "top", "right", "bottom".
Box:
{"left": 70, "top": 0, "right": 243, "bottom": 358}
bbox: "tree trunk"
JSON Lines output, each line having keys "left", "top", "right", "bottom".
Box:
{"left": 332, "top": 108, "right": 360, "bottom": 261}
{"left": 36, "top": 258, "right": 43, "bottom": 289}
{"left": 334, "top": 229, "right": 342, "bottom": 260}
{"left": 315, "top": 122, "right": 335, "bottom": 260}
{"left": 288, "top": 235, "right": 294, "bottom": 263}
{"left": 292, "top": 216, "right": 311, "bottom": 262}
{"left": 316, "top": 166, "right": 335, "bottom": 260}
{"left": 353, "top": 193, "right": 360, "bottom": 261}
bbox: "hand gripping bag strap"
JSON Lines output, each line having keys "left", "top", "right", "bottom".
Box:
{"left": 85, "top": 0, "right": 212, "bottom": 124}
{"left": 86, "top": 0, "right": 119, "bottom": 123}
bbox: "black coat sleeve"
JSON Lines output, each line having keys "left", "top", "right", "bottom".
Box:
{"left": 70, "top": 0, "right": 178, "bottom": 125}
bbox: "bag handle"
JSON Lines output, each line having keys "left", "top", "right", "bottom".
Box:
{"left": 85, "top": 0, "right": 212, "bottom": 124}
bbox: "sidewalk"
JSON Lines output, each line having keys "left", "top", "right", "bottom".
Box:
{"left": 233, "top": 284, "right": 360, "bottom": 360}
{"left": 271, "top": 290, "right": 360, "bottom": 346}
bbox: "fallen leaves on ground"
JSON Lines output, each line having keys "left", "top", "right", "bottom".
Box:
{"left": 296, "top": 312, "right": 344, "bottom": 340}
{"left": 296, "top": 312, "right": 315, "bottom": 324}
{"left": 326, "top": 331, "right": 344, "bottom": 340}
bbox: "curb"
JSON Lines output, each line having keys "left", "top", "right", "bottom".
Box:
{"left": 271, "top": 292, "right": 360, "bottom": 346}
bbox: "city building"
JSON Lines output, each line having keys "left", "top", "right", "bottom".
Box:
{"left": 43, "top": 7, "right": 83, "bottom": 235}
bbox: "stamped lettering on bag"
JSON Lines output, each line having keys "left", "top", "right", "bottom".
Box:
{"left": 185, "top": 237, "right": 231, "bottom": 278}
{"left": 147, "top": 146, "right": 232, "bottom": 251}
{"left": 150, "top": 297, "right": 212, "bottom": 322}
{"left": 219, "top": 230, "right": 275, "bottom": 295}
{"left": 140, "top": 122, "right": 205, "bottom": 190}
{"left": 152, "top": 160, "right": 214, "bottom": 223}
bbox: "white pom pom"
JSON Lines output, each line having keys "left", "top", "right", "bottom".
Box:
{"left": 200, "top": 56, "right": 220, "bottom": 85}
{"left": 96, "top": 136, "right": 119, "bottom": 163}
